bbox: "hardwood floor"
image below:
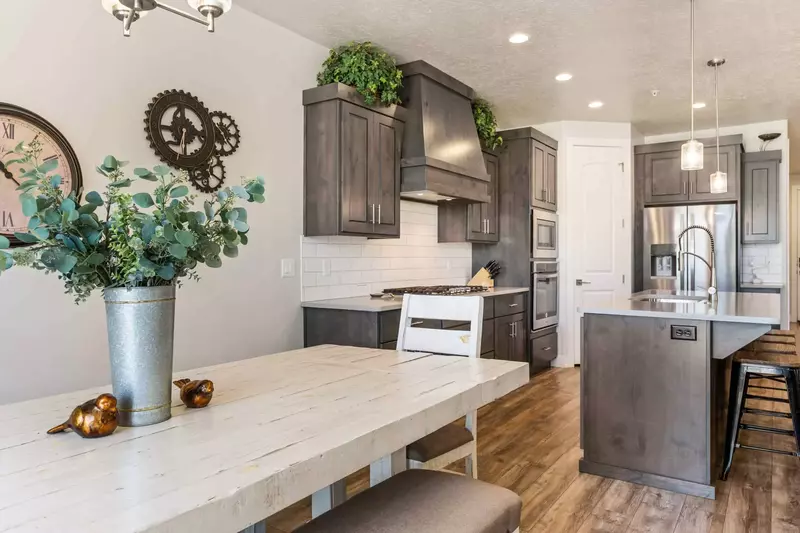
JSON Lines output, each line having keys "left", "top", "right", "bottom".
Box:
{"left": 265, "top": 363, "right": 800, "bottom": 532}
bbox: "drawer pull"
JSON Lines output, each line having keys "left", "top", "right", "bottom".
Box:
{"left": 508, "top": 303, "right": 519, "bottom": 308}
{"left": 410, "top": 321, "right": 425, "bottom": 326}
{"left": 542, "top": 346, "right": 552, "bottom": 351}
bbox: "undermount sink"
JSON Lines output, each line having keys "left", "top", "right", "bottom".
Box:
{"left": 630, "top": 293, "right": 708, "bottom": 304}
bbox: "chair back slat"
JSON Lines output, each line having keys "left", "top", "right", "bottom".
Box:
{"left": 397, "top": 295, "right": 484, "bottom": 358}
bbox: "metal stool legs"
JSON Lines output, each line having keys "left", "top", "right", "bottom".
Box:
{"left": 721, "top": 363, "right": 800, "bottom": 481}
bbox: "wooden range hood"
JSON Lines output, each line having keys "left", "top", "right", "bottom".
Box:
{"left": 398, "top": 60, "right": 491, "bottom": 203}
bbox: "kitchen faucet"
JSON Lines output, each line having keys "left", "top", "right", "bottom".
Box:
{"left": 677, "top": 225, "right": 717, "bottom": 301}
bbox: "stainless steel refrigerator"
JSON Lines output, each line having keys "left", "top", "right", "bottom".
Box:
{"left": 642, "top": 204, "right": 737, "bottom": 293}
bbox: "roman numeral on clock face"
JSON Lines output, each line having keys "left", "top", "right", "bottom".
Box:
{"left": 1, "top": 210, "right": 14, "bottom": 228}
{"left": 1, "top": 123, "right": 14, "bottom": 140}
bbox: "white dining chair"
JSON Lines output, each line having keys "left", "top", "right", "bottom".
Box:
{"left": 397, "top": 294, "right": 484, "bottom": 478}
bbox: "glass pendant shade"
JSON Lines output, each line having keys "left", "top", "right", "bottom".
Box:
{"left": 681, "top": 139, "right": 704, "bottom": 171}
{"left": 709, "top": 171, "right": 728, "bottom": 194}
{"left": 188, "top": 0, "right": 233, "bottom": 13}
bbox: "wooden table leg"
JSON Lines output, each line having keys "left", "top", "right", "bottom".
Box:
{"left": 311, "top": 479, "right": 347, "bottom": 518}
{"left": 369, "top": 447, "right": 407, "bottom": 487}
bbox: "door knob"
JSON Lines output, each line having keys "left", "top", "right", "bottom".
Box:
{"left": 576, "top": 279, "right": 592, "bottom": 286}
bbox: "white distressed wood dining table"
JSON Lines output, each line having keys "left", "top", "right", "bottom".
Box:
{"left": 0, "top": 344, "right": 528, "bottom": 533}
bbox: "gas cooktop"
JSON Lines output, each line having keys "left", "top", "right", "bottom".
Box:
{"left": 376, "top": 285, "right": 489, "bottom": 297}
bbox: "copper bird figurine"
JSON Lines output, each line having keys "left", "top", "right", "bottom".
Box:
{"left": 47, "top": 393, "right": 119, "bottom": 438}
{"left": 174, "top": 378, "right": 214, "bottom": 408}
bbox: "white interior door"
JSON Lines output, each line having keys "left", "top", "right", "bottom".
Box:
{"left": 565, "top": 140, "right": 631, "bottom": 365}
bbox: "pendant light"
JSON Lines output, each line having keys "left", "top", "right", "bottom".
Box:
{"left": 681, "top": 0, "right": 704, "bottom": 171}
{"left": 708, "top": 58, "right": 727, "bottom": 194}
{"left": 102, "top": 0, "right": 232, "bottom": 37}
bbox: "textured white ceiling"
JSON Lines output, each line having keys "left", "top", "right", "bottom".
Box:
{"left": 239, "top": 0, "right": 800, "bottom": 170}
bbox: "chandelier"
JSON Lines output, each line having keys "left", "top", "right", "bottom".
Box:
{"left": 102, "top": 0, "right": 233, "bottom": 37}
{"left": 680, "top": 0, "right": 703, "bottom": 171}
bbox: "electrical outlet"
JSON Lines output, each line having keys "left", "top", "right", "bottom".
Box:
{"left": 281, "top": 259, "right": 296, "bottom": 278}
{"left": 670, "top": 325, "right": 697, "bottom": 341}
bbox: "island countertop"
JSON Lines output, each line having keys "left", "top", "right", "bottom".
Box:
{"left": 581, "top": 290, "right": 780, "bottom": 325}
{"left": 301, "top": 287, "right": 530, "bottom": 312}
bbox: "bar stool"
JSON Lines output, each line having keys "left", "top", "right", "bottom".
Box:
{"left": 720, "top": 349, "right": 800, "bottom": 480}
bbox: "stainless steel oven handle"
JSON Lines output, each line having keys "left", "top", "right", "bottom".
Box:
{"left": 536, "top": 274, "right": 559, "bottom": 280}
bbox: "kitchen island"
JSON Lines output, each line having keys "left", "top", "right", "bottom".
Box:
{"left": 580, "top": 290, "right": 781, "bottom": 499}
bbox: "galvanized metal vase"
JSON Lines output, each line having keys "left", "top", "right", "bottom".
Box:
{"left": 104, "top": 285, "right": 176, "bottom": 427}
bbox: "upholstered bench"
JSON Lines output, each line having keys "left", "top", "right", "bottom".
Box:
{"left": 296, "top": 469, "right": 522, "bottom": 533}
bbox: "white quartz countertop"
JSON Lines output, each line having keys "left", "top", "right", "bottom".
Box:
{"left": 581, "top": 290, "right": 781, "bottom": 325}
{"left": 301, "top": 287, "right": 529, "bottom": 312}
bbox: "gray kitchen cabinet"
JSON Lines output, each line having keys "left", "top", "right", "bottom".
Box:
{"left": 494, "top": 313, "right": 527, "bottom": 363}
{"left": 531, "top": 325, "right": 558, "bottom": 374}
{"left": 532, "top": 141, "right": 557, "bottom": 211}
{"left": 690, "top": 144, "right": 739, "bottom": 202}
{"left": 303, "top": 83, "right": 405, "bottom": 238}
{"left": 437, "top": 151, "right": 499, "bottom": 243}
{"left": 636, "top": 135, "right": 743, "bottom": 206}
{"left": 742, "top": 150, "right": 781, "bottom": 244}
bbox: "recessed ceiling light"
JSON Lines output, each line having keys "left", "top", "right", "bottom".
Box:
{"left": 588, "top": 101, "right": 604, "bottom": 109}
{"left": 555, "top": 73, "right": 573, "bottom": 82}
{"left": 508, "top": 33, "right": 529, "bottom": 44}
{"left": 693, "top": 102, "right": 706, "bottom": 109}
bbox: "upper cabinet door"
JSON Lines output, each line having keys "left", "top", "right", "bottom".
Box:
{"left": 532, "top": 141, "right": 557, "bottom": 211}
{"left": 690, "top": 144, "right": 738, "bottom": 202}
{"left": 643, "top": 151, "right": 690, "bottom": 204}
{"left": 371, "top": 113, "right": 403, "bottom": 237}
{"left": 340, "top": 102, "right": 375, "bottom": 234}
{"left": 742, "top": 153, "right": 780, "bottom": 244}
{"left": 484, "top": 152, "right": 500, "bottom": 241}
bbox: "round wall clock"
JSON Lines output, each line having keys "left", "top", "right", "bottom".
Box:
{"left": 0, "top": 103, "right": 82, "bottom": 246}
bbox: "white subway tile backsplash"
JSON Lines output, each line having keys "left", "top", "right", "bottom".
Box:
{"left": 301, "top": 200, "right": 473, "bottom": 302}
{"left": 740, "top": 243, "right": 784, "bottom": 284}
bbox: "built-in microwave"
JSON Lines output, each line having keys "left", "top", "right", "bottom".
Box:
{"left": 531, "top": 261, "right": 559, "bottom": 330}
{"left": 531, "top": 209, "right": 558, "bottom": 259}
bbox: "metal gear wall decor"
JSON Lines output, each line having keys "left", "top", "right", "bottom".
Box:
{"left": 188, "top": 154, "right": 227, "bottom": 193}
{"left": 144, "top": 89, "right": 241, "bottom": 193}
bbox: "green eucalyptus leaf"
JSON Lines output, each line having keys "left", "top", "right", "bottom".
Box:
{"left": 139, "top": 257, "right": 160, "bottom": 271}
{"left": 206, "top": 255, "right": 223, "bottom": 268}
{"left": 72, "top": 264, "right": 94, "bottom": 275}
{"left": 103, "top": 155, "right": 119, "bottom": 171}
{"left": 240, "top": 233, "right": 249, "bottom": 246}
{"left": 49, "top": 174, "right": 62, "bottom": 188}
{"left": 43, "top": 209, "right": 60, "bottom": 225}
{"left": 86, "top": 252, "right": 105, "bottom": 265}
{"left": 60, "top": 198, "right": 76, "bottom": 213}
{"left": 233, "top": 220, "right": 249, "bottom": 233}
{"left": 14, "top": 232, "right": 39, "bottom": 244}
{"left": 168, "top": 243, "right": 187, "bottom": 259}
{"left": 86, "top": 230, "right": 102, "bottom": 245}
{"left": 194, "top": 211, "right": 207, "bottom": 225}
{"left": 251, "top": 193, "right": 265, "bottom": 204}
{"left": 204, "top": 201, "right": 215, "bottom": 220}
{"left": 170, "top": 186, "right": 189, "bottom": 198}
{"left": 248, "top": 182, "right": 265, "bottom": 195}
{"left": 163, "top": 223, "right": 176, "bottom": 242}
{"left": 165, "top": 209, "right": 178, "bottom": 225}
{"left": 153, "top": 165, "right": 170, "bottom": 176}
{"left": 222, "top": 226, "right": 238, "bottom": 243}
{"left": 33, "top": 227, "right": 49, "bottom": 240}
{"left": 201, "top": 241, "right": 221, "bottom": 258}
{"left": 79, "top": 214, "right": 101, "bottom": 229}
{"left": 70, "top": 235, "right": 87, "bottom": 253}
{"left": 233, "top": 207, "right": 247, "bottom": 222}
{"left": 225, "top": 210, "right": 239, "bottom": 222}
{"left": 96, "top": 166, "right": 109, "bottom": 177}
{"left": 0, "top": 251, "right": 13, "bottom": 271}
{"left": 231, "top": 185, "right": 250, "bottom": 200}
{"left": 109, "top": 178, "right": 131, "bottom": 188}
{"left": 20, "top": 194, "right": 37, "bottom": 216}
{"left": 55, "top": 254, "right": 78, "bottom": 274}
{"left": 217, "top": 190, "right": 229, "bottom": 202}
{"left": 36, "top": 198, "right": 53, "bottom": 211}
{"left": 78, "top": 203, "right": 97, "bottom": 215}
{"left": 157, "top": 263, "right": 175, "bottom": 281}
{"left": 134, "top": 168, "right": 159, "bottom": 181}
{"left": 175, "top": 230, "right": 195, "bottom": 247}
{"left": 38, "top": 158, "right": 59, "bottom": 174}
{"left": 0, "top": 235, "right": 9, "bottom": 249}
{"left": 142, "top": 220, "right": 157, "bottom": 243}
{"left": 85, "top": 191, "right": 104, "bottom": 206}
{"left": 223, "top": 245, "right": 238, "bottom": 258}
{"left": 27, "top": 216, "right": 40, "bottom": 230}
{"left": 132, "top": 193, "right": 155, "bottom": 208}
{"left": 56, "top": 234, "right": 75, "bottom": 250}
{"left": 256, "top": 176, "right": 265, "bottom": 185}
{"left": 68, "top": 209, "right": 80, "bottom": 223}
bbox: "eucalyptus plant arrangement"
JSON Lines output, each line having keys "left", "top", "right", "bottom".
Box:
{"left": 472, "top": 98, "right": 503, "bottom": 150}
{"left": 317, "top": 41, "right": 403, "bottom": 106}
{"left": 0, "top": 139, "right": 264, "bottom": 302}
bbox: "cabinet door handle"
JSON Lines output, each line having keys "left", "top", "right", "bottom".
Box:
{"left": 371, "top": 204, "right": 376, "bottom": 225}
{"left": 410, "top": 320, "right": 424, "bottom": 326}
{"left": 509, "top": 303, "right": 519, "bottom": 308}
{"left": 745, "top": 221, "right": 750, "bottom": 236}
{"left": 542, "top": 346, "right": 552, "bottom": 351}
{"left": 378, "top": 204, "right": 382, "bottom": 224}
{"left": 690, "top": 181, "right": 693, "bottom": 195}
{"left": 683, "top": 181, "right": 687, "bottom": 195}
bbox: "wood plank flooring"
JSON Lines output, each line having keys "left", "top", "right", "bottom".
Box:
{"left": 265, "top": 360, "right": 800, "bottom": 532}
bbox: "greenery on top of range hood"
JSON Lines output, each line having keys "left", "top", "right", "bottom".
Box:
{"left": 472, "top": 98, "right": 503, "bottom": 150}
{"left": 317, "top": 41, "right": 403, "bottom": 107}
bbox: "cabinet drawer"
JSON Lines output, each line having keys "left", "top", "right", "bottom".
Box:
{"left": 444, "top": 319, "right": 494, "bottom": 354}
{"left": 531, "top": 328, "right": 557, "bottom": 374}
{"left": 381, "top": 341, "right": 397, "bottom": 350}
{"left": 494, "top": 293, "right": 526, "bottom": 317}
{"left": 379, "top": 310, "right": 441, "bottom": 343}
